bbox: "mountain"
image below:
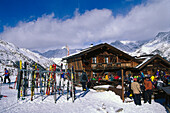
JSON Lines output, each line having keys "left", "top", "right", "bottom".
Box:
{"left": 110, "top": 40, "right": 147, "bottom": 52}
{"left": 37, "top": 48, "right": 81, "bottom": 58}
{"left": 37, "top": 40, "right": 146, "bottom": 58}
{"left": 131, "top": 31, "right": 170, "bottom": 61}
{"left": 0, "top": 39, "right": 54, "bottom": 68}
{"left": 31, "top": 31, "right": 170, "bottom": 62}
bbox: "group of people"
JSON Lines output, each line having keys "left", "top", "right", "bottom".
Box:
{"left": 79, "top": 70, "right": 170, "bottom": 106}
{"left": 129, "top": 71, "right": 169, "bottom": 106}
{"left": 131, "top": 76, "right": 153, "bottom": 105}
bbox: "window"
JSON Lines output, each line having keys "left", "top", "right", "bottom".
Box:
{"left": 105, "top": 57, "right": 108, "bottom": 63}
{"left": 92, "top": 57, "right": 97, "bottom": 63}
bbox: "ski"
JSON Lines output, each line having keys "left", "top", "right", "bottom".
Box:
{"left": 58, "top": 63, "right": 63, "bottom": 95}
{"left": 71, "top": 66, "right": 75, "bottom": 103}
{"left": 66, "top": 70, "right": 70, "bottom": 100}
{"left": 23, "top": 62, "right": 28, "bottom": 97}
{"left": 31, "top": 63, "right": 37, "bottom": 101}
{"left": 17, "top": 60, "right": 23, "bottom": 100}
{"left": 46, "top": 66, "right": 51, "bottom": 95}
{"left": 0, "top": 75, "right": 3, "bottom": 97}
{"left": 39, "top": 72, "right": 43, "bottom": 101}
{"left": 31, "top": 70, "right": 35, "bottom": 101}
{"left": 52, "top": 64, "right": 57, "bottom": 103}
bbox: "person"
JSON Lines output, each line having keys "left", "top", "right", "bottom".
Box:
{"left": 105, "top": 73, "right": 109, "bottom": 81}
{"left": 138, "top": 74, "right": 143, "bottom": 83}
{"left": 131, "top": 78, "right": 142, "bottom": 105}
{"left": 61, "top": 72, "right": 65, "bottom": 93}
{"left": 144, "top": 76, "right": 153, "bottom": 104}
{"left": 140, "top": 71, "right": 145, "bottom": 79}
{"left": 80, "top": 70, "right": 88, "bottom": 91}
{"left": 109, "top": 74, "right": 114, "bottom": 81}
{"left": 98, "top": 75, "right": 102, "bottom": 82}
{"left": 151, "top": 75, "right": 155, "bottom": 84}
{"left": 3, "top": 68, "right": 11, "bottom": 83}
{"left": 114, "top": 75, "right": 119, "bottom": 80}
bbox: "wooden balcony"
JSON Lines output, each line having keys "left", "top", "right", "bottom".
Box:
{"left": 91, "top": 62, "right": 132, "bottom": 70}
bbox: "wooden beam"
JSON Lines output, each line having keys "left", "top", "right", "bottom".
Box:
{"left": 116, "top": 56, "right": 118, "bottom": 63}
{"left": 121, "top": 69, "right": 124, "bottom": 102}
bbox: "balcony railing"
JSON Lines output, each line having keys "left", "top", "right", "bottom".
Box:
{"left": 91, "top": 62, "right": 132, "bottom": 70}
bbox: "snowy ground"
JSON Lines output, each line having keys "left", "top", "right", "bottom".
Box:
{"left": 0, "top": 76, "right": 168, "bottom": 113}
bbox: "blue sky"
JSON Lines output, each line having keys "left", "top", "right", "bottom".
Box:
{"left": 0, "top": 0, "right": 146, "bottom": 32}
{"left": 0, "top": 0, "right": 170, "bottom": 51}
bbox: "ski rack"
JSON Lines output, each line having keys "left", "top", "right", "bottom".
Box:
{"left": 16, "top": 67, "right": 75, "bottom": 103}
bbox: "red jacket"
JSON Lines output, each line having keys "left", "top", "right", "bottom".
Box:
{"left": 144, "top": 79, "right": 153, "bottom": 90}
{"left": 114, "top": 75, "right": 119, "bottom": 80}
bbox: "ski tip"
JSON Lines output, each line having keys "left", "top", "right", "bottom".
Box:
{"left": 9, "top": 87, "right": 14, "bottom": 89}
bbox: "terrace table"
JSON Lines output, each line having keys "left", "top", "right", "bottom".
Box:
{"left": 162, "top": 86, "right": 170, "bottom": 106}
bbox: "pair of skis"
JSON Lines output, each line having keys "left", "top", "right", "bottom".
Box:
{"left": 31, "top": 63, "right": 37, "bottom": 101}
{"left": 45, "top": 64, "right": 57, "bottom": 103}
{"left": 17, "top": 61, "right": 30, "bottom": 100}
{"left": 65, "top": 66, "right": 76, "bottom": 103}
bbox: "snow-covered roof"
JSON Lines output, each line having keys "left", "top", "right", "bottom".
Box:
{"left": 135, "top": 54, "right": 170, "bottom": 69}
{"left": 62, "top": 43, "right": 134, "bottom": 60}
{"left": 136, "top": 57, "right": 151, "bottom": 68}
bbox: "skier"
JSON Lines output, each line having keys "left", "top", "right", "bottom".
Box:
{"left": 3, "top": 68, "right": 11, "bottom": 83}
{"left": 80, "top": 70, "right": 88, "bottom": 91}
{"left": 131, "top": 78, "right": 142, "bottom": 105}
{"left": 144, "top": 75, "right": 153, "bottom": 104}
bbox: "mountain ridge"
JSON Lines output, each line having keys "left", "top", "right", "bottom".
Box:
{"left": 0, "top": 39, "right": 54, "bottom": 68}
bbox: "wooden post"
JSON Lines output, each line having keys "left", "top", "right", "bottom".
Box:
{"left": 121, "top": 69, "right": 124, "bottom": 102}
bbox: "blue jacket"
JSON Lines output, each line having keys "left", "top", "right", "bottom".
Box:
{"left": 61, "top": 73, "right": 65, "bottom": 78}
{"left": 5, "top": 70, "right": 9, "bottom": 77}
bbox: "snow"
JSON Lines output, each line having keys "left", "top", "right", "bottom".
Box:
{"left": 0, "top": 76, "right": 168, "bottom": 113}
{"left": 120, "top": 41, "right": 136, "bottom": 45}
{"left": 136, "top": 57, "right": 151, "bottom": 68}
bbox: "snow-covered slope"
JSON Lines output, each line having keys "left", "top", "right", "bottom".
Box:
{"left": 0, "top": 39, "right": 54, "bottom": 68}
{"left": 131, "top": 31, "right": 170, "bottom": 61}
{"left": 110, "top": 40, "right": 147, "bottom": 52}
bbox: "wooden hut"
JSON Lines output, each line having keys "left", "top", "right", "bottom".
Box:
{"left": 136, "top": 54, "right": 170, "bottom": 75}
{"left": 62, "top": 43, "right": 140, "bottom": 82}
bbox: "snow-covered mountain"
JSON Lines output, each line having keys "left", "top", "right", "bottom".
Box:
{"left": 131, "top": 31, "right": 170, "bottom": 61}
{"left": 0, "top": 39, "right": 54, "bottom": 68}
{"left": 110, "top": 40, "right": 148, "bottom": 52}
{"left": 33, "top": 31, "right": 170, "bottom": 62}
{"left": 34, "top": 48, "right": 81, "bottom": 58}
{"left": 36, "top": 40, "right": 146, "bottom": 58}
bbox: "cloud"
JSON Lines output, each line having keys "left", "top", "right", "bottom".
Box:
{"left": 0, "top": 0, "right": 170, "bottom": 51}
